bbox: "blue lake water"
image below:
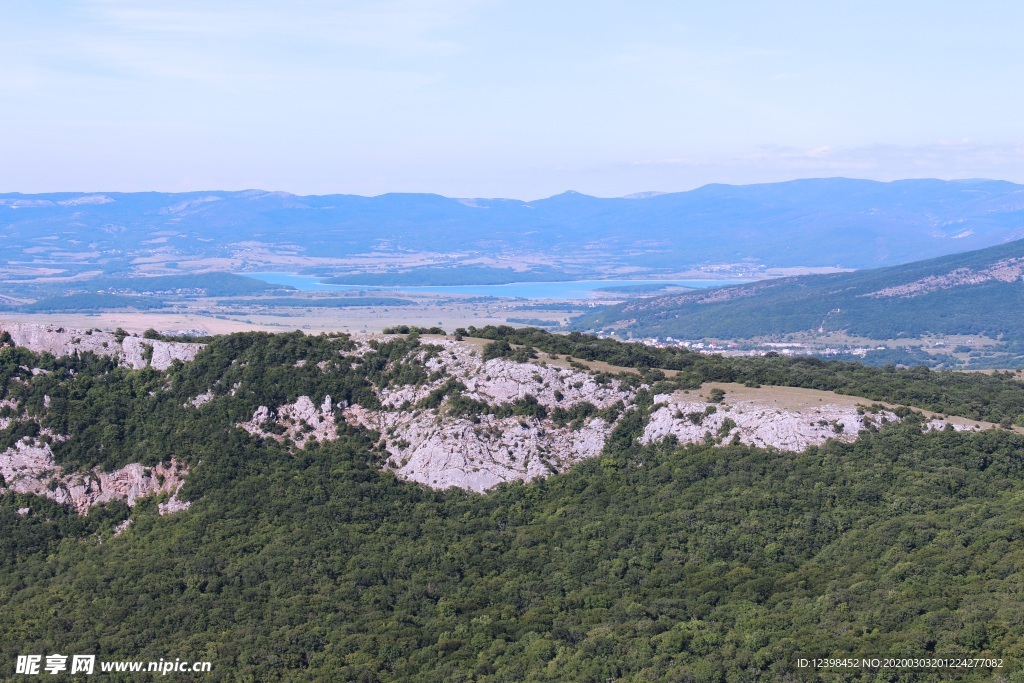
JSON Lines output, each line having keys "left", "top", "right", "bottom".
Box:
{"left": 244, "top": 272, "right": 749, "bottom": 300}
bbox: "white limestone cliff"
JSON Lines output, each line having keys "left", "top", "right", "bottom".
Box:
{"left": 0, "top": 438, "right": 189, "bottom": 515}
{"left": 1, "top": 322, "right": 203, "bottom": 370}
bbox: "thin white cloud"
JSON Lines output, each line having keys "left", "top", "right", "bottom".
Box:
{"left": 1, "top": 0, "right": 482, "bottom": 91}
{"left": 85, "top": 0, "right": 479, "bottom": 54}
{"left": 632, "top": 141, "right": 1024, "bottom": 178}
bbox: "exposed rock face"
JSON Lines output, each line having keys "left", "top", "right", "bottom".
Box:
{"left": 188, "top": 390, "right": 214, "bottom": 408}
{"left": 158, "top": 496, "right": 192, "bottom": 516}
{"left": 377, "top": 341, "right": 628, "bottom": 410}
{"left": 347, "top": 405, "right": 613, "bottom": 493}
{"left": 641, "top": 393, "right": 893, "bottom": 451}
{"left": 340, "top": 338, "right": 635, "bottom": 492}
{"left": 640, "top": 391, "right": 982, "bottom": 452}
{"left": 239, "top": 395, "right": 338, "bottom": 448}
{"left": 0, "top": 322, "right": 204, "bottom": 370}
{"left": 121, "top": 336, "right": 205, "bottom": 370}
{"left": 0, "top": 398, "right": 16, "bottom": 430}
{"left": 2, "top": 326, "right": 1004, "bottom": 503}
{"left": 225, "top": 336, "right": 1001, "bottom": 493}
{"left": 1, "top": 329, "right": 194, "bottom": 516}
{"left": 865, "top": 257, "right": 1024, "bottom": 298}
{"left": 232, "top": 338, "right": 638, "bottom": 492}
{"left": 922, "top": 418, "right": 980, "bottom": 433}
{"left": 0, "top": 439, "right": 189, "bottom": 515}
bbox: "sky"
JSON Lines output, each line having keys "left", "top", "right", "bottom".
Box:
{"left": 2, "top": 0, "right": 1023, "bottom": 199}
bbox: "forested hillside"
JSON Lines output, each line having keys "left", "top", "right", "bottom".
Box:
{"left": 3, "top": 329, "right": 1024, "bottom": 681}
{"left": 574, "top": 237, "right": 1024, "bottom": 354}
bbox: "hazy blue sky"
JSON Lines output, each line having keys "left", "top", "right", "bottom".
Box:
{"left": 2, "top": 1, "right": 1023, "bottom": 198}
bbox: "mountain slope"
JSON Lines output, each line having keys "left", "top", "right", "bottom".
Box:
{"left": 3, "top": 179, "right": 1024, "bottom": 285}
{"left": 573, "top": 237, "right": 1024, "bottom": 343}
{"left": 3, "top": 328, "right": 1024, "bottom": 680}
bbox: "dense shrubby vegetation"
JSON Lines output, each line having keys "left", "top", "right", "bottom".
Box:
{"left": 3, "top": 331, "right": 1024, "bottom": 680}
{"left": 18, "top": 293, "right": 169, "bottom": 312}
{"left": 1, "top": 331, "right": 427, "bottom": 471}
{"left": 103, "top": 272, "right": 288, "bottom": 296}
{"left": 382, "top": 326, "right": 447, "bottom": 335}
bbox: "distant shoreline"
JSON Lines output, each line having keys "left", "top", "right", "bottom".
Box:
{"left": 241, "top": 272, "right": 753, "bottom": 299}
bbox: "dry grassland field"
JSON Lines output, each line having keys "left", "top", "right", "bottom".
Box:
{"left": 0, "top": 297, "right": 572, "bottom": 336}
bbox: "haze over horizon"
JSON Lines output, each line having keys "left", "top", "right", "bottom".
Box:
{"left": 3, "top": 1, "right": 1024, "bottom": 199}
{"left": 1, "top": 175, "right": 1021, "bottom": 204}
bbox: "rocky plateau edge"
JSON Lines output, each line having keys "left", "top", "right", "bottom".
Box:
{"left": 0, "top": 325, "right": 1001, "bottom": 516}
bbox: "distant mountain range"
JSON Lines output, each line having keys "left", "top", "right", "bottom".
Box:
{"left": 3, "top": 178, "right": 1024, "bottom": 288}
{"left": 573, "top": 237, "right": 1024, "bottom": 346}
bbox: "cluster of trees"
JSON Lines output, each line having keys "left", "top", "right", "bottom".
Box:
{"left": 18, "top": 293, "right": 168, "bottom": 313}
{"left": 84, "top": 272, "right": 289, "bottom": 297}
{"left": 382, "top": 326, "right": 447, "bottom": 335}
{"left": 481, "top": 339, "right": 538, "bottom": 363}
{"left": 2, "top": 330, "right": 1024, "bottom": 680}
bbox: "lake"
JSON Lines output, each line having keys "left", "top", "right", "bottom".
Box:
{"left": 243, "top": 272, "right": 749, "bottom": 300}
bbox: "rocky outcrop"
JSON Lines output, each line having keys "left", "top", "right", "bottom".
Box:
{"left": 346, "top": 405, "right": 613, "bottom": 493}
{"left": 402, "top": 342, "right": 628, "bottom": 410}
{"left": 222, "top": 335, "right": 1000, "bottom": 493}
{"left": 0, "top": 322, "right": 204, "bottom": 370}
{"left": 640, "top": 390, "right": 982, "bottom": 452}
{"left": 865, "top": 257, "right": 1024, "bottom": 298}
{"left": 231, "top": 338, "right": 639, "bottom": 492}
{"left": 359, "top": 337, "right": 631, "bottom": 416}
{"left": 158, "top": 496, "right": 192, "bottom": 515}
{"left": 3, "top": 326, "right": 1003, "bottom": 502}
{"left": 121, "top": 336, "right": 205, "bottom": 370}
{"left": 0, "top": 438, "right": 190, "bottom": 515}
{"left": 336, "top": 337, "right": 636, "bottom": 491}
{"left": 188, "top": 390, "right": 214, "bottom": 408}
{"left": 0, "top": 398, "right": 17, "bottom": 430}
{"left": 641, "top": 394, "right": 892, "bottom": 451}
{"left": 239, "top": 395, "right": 339, "bottom": 448}
{"left": 0, "top": 323, "right": 202, "bottom": 515}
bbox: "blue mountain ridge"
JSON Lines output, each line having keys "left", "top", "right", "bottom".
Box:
{"left": 2, "top": 179, "right": 1024, "bottom": 280}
